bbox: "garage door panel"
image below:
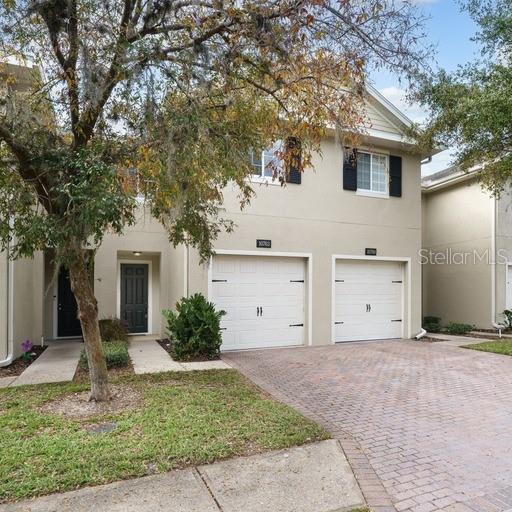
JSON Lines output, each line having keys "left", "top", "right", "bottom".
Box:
{"left": 212, "top": 255, "right": 306, "bottom": 351}
{"left": 334, "top": 260, "right": 404, "bottom": 342}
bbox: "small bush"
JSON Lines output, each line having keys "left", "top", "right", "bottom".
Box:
{"left": 163, "top": 293, "right": 226, "bottom": 361}
{"left": 99, "top": 317, "right": 128, "bottom": 342}
{"left": 443, "top": 322, "right": 474, "bottom": 335}
{"left": 423, "top": 316, "right": 442, "bottom": 333}
{"left": 503, "top": 310, "right": 512, "bottom": 328}
{"left": 79, "top": 340, "right": 130, "bottom": 369}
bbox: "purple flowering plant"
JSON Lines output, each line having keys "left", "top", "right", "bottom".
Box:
{"left": 21, "top": 339, "right": 33, "bottom": 361}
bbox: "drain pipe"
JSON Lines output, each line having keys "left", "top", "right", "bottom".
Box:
{"left": 414, "top": 328, "right": 427, "bottom": 340}
{"left": 0, "top": 241, "right": 14, "bottom": 367}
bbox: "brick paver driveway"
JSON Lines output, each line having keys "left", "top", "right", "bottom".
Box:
{"left": 223, "top": 340, "right": 512, "bottom": 512}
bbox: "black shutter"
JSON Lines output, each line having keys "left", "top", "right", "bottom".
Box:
{"left": 389, "top": 155, "right": 402, "bottom": 197}
{"left": 285, "top": 137, "right": 301, "bottom": 184}
{"left": 343, "top": 148, "right": 357, "bottom": 191}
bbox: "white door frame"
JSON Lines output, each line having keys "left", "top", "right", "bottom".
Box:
{"left": 331, "top": 254, "right": 411, "bottom": 343}
{"left": 208, "top": 250, "right": 313, "bottom": 346}
{"left": 117, "top": 259, "right": 153, "bottom": 335}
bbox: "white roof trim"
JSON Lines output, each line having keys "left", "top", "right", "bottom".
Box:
{"left": 366, "top": 85, "right": 414, "bottom": 129}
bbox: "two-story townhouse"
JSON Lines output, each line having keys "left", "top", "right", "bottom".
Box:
{"left": 422, "top": 166, "right": 512, "bottom": 329}
{"left": 1, "top": 81, "right": 432, "bottom": 363}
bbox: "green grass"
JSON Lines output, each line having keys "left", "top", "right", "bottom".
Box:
{"left": 463, "top": 338, "right": 512, "bottom": 355}
{"left": 0, "top": 370, "right": 329, "bottom": 502}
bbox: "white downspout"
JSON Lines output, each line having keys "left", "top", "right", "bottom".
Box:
{"left": 491, "top": 197, "right": 506, "bottom": 335}
{"left": 0, "top": 252, "right": 14, "bottom": 367}
{"left": 414, "top": 328, "right": 427, "bottom": 340}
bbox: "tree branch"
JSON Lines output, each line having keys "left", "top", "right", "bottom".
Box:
{"left": 0, "top": 123, "right": 53, "bottom": 212}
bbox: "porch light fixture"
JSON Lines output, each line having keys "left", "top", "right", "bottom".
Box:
{"left": 133, "top": 251, "right": 142, "bottom": 256}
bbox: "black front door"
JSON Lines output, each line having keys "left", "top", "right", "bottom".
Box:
{"left": 121, "top": 264, "right": 149, "bottom": 333}
{"left": 57, "top": 267, "right": 82, "bottom": 337}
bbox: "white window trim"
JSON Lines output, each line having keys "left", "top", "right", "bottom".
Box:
{"left": 357, "top": 151, "right": 389, "bottom": 197}
{"left": 249, "top": 145, "right": 283, "bottom": 186}
{"left": 249, "top": 175, "right": 281, "bottom": 186}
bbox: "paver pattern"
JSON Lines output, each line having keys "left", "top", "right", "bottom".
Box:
{"left": 224, "top": 340, "right": 512, "bottom": 512}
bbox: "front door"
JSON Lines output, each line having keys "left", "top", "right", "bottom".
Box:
{"left": 120, "top": 263, "right": 149, "bottom": 333}
{"left": 57, "top": 267, "right": 82, "bottom": 337}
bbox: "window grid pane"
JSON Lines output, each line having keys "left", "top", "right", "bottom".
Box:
{"left": 357, "top": 153, "right": 371, "bottom": 190}
{"left": 371, "top": 154, "right": 387, "bottom": 193}
{"left": 357, "top": 152, "right": 387, "bottom": 193}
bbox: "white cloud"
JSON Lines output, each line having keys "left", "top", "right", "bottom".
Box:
{"left": 379, "top": 86, "right": 427, "bottom": 123}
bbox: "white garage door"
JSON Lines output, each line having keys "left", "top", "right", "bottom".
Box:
{"left": 212, "top": 255, "right": 306, "bottom": 351}
{"left": 334, "top": 259, "right": 403, "bottom": 342}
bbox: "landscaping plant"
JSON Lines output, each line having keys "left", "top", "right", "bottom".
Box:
{"left": 0, "top": 1, "right": 427, "bottom": 400}
{"left": 99, "top": 318, "right": 129, "bottom": 343}
{"left": 163, "top": 294, "right": 226, "bottom": 361}
{"left": 79, "top": 340, "right": 129, "bottom": 370}
{"left": 20, "top": 339, "right": 33, "bottom": 362}
{"left": 443, "top": 322, "right": 474, "bottom": 335}
{"left": 423, "top": 316, "right": 442, "bottom": 333}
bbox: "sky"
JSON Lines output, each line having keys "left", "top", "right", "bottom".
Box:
{"left": 371, "top": 0, "right": 481, "bottom": 175}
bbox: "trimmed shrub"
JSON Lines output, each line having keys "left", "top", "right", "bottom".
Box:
{"left": 423, "top": 316, "right": 442, "bottom": 333}
{"left": 99, "top": 317, "right": 128, "bottom": 342}
{"left": 443, "top": 322, "right": 474, "bottom": 335}
{"left": 163, "top": 293, "right": 226, "bottom": 361}
{"left": 79, "top": 340, "right": 130, "bottom": 369}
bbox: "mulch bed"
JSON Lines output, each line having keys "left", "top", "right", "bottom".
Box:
{"left": 38, "top": 384, "right": 143, "bottom": 419}
{"left": 422, "top": 336, "right": 448, "bottom": 342}
{"left": 0, "top": 346, "right": 47, "bottom": 377}
{"left": 157, "top": 338, "right": 221, "bottom": 363}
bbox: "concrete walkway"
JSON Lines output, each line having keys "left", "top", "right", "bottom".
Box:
{"left": 128, "top": 340, "right": 230, "bottom": 374}
{"left": 8, "top": 340, "right": 81, "bottom": 387}
{"left": 0, "top": 440, "right": 364, "bottom": 512}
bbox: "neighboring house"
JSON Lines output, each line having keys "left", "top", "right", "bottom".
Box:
{"left": 0, "top": 75, "right": 434, "bottom": 362}
{"left": 422, "top": 166, "right": 512, "bottom": 329}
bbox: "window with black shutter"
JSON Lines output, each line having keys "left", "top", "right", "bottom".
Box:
{"left": 343, "top": 148, "right": 358, "bottom": 191}
{"left": 389, "top": 155, "right": 402, "bottom": 197}
{"left": 285, "top": 137, "right": 302, "bottom": 185}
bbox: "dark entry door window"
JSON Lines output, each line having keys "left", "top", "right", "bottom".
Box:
{"left": 57, "top": 267, "right": 82, "bottom": 337}
{"left": 121, "top": 264, "right": 149, "bottom": 333}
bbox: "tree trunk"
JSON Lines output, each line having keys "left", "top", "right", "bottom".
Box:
{"left": 68, "top": 250, "right": 110, "bottom": 402}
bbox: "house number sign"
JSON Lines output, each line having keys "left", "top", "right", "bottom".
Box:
{"left": 257, "top": 239, "right": 272, "bottom": 248}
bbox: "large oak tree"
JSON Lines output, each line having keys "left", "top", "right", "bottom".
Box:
{"left": 413, "top": 0, "right": 512, "bottom": 195}
{"left": 0, "top": 0, "right": 427, "bottom": 401}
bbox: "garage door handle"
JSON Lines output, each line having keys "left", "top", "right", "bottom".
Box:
{"left": 391, "top": 319, "right": 402, "bottom": 322}
{"left": 289, "top": 324, "right": 304, "bottom": 327}
{"left": 212, "top": 279, "right": 227, "bottom": 282}
{"left": 335, "top": 321, "right": 344, "bottom": 325}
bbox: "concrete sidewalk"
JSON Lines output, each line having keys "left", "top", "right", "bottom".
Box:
{"left": 0, "top": 440, "right": 365, "bottom": 512}
{"left": 8, "top": 340, "right": 81, "bottom": 387}
{"left": 128, "top": 339, "right": 231, "bottom": 374}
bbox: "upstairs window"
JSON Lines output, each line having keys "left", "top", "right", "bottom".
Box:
{"left": 249, "top": 141, "right": 282, "bottom": 180}
{"left": 357, "top": 152, "right": 388, "bottom": 194}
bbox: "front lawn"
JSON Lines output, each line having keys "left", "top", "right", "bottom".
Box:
{"left": 0, "top": 370, "right": 328, "bottom": 502}
{"left": 462, "top": 339, "right": 512, "bottom": 356}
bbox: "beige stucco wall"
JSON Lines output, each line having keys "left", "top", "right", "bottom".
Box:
{"left": 422, "top": 178, "right": 493, "bottom": 328}
{"left": 7, "top": 136, "right": 423, "bottom": 348}
{"left": 187, "top": 136, "right": 423, "bottom": 344}
{"left": 496, "top": 189, "right": 512, "bottom": 320}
